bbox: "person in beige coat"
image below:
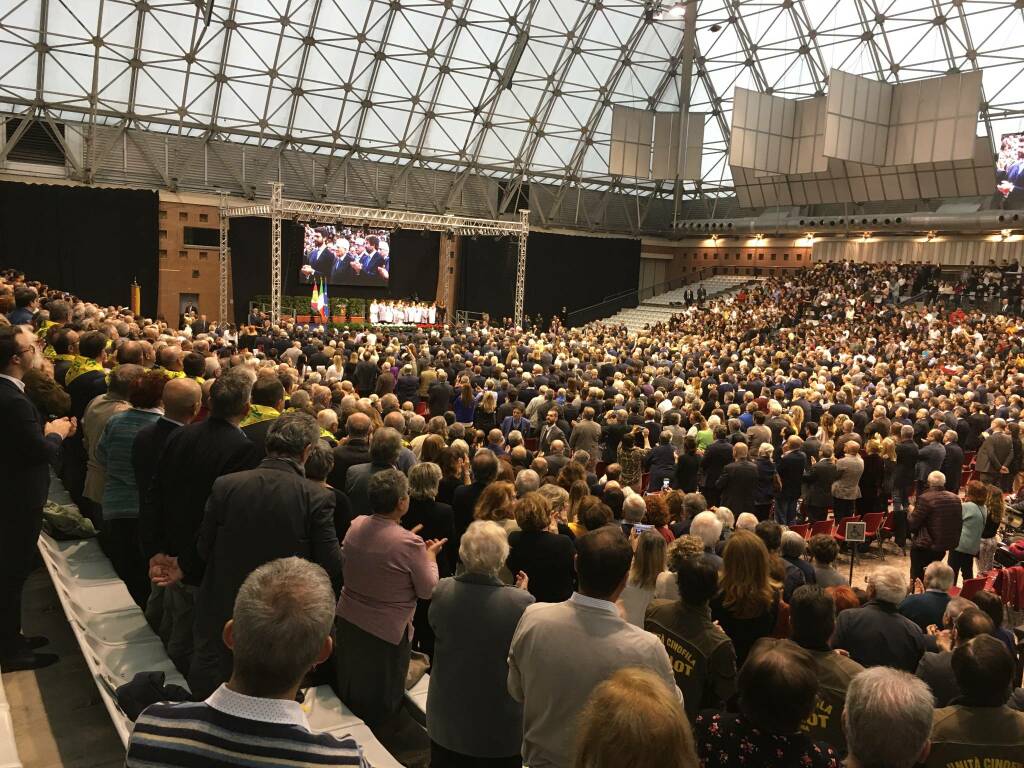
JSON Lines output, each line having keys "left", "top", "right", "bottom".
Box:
{"left": 832, "top": 441, "right": 864, "bottom": 518}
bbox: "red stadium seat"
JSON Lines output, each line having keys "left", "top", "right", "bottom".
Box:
{"left": 789, "top": 523, "right": 810, "bottom": 540}
{"left": 414, "top": 401, "right": 427, "bottom": 416}
{"left": 959, "top": 577, "right": 988, "bottom": 601}
{"left": 861, "top": 512, "right": 885, "bottom": 558}
{"left": 808, "top": 520, "right": 835, "bottom": 538}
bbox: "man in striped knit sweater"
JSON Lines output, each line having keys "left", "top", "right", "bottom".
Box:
{"left": 126, "top": 557, "right": 367, "bottom": 767}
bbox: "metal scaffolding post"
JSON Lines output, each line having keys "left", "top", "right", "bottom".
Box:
{"left": 270, "top": 182, "right": 283, "bottom": 325}
{"left": 514, "top": 208, "right": 529, "bottom": 327}
{"left": 218, "top": 192, "right": 229, "bottom": 324}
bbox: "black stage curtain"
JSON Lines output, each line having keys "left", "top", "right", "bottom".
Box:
{"left": 0, "top": 181, "right": 159, "bottom": 314}
{"left": 457, "top": 232, "right": 641, "bottom": 323}
{"left": 231, "top": 219, "right": 440, "bottom": 322}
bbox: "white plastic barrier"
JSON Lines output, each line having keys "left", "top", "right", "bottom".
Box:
{"left": 0, "top": 674, "right": 22, "bottom": 768}
{"left": 39, "top": 474, "right": 406, "bottom": 767}
{"left": 405, "top": 673, "right": 429, "bottom": 726}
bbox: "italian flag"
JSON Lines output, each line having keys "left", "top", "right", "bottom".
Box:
{"left": 310, "top": 280, "right": 320, "bottom": 315}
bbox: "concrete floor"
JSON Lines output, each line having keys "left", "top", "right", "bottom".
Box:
{"left": 2, "top": 570, "right": 124, "bottom": 768}
{"left": 2, "top": 543, "right": 908, "bottom": 768}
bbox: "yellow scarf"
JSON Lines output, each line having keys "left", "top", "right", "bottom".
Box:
{"left": 157, "top": 367, "right": 186, "bottom": 379}
{"left": 320, "top": 428, "right": 336, "bottom": 441}
{"left": 54, "top": 353, "right": 76, "bottom": 364}
{"left": 37, "top": 321, "right": 59, "bottom": 360}
{"left": 65, "top": 356, "right": 105, "bottom": 386}
{"left": 240, "top": 404, "right": 280, "bottom": 427}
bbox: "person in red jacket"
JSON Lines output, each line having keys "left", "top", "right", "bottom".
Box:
{"left": 907, "top": 470, "right": 963, "bottom": 582}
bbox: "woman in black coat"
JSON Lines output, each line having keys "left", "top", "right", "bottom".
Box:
{"left": 857, "top": 440, "right": 884, "bottom": 514}
{"left": 506, "top": 493, "right": 575, "bottom": 604}
{"left": 675, "top": 435, "right": 702, "bottom": 492}
{"left": 401, "top": 462, "right": 456, "bottom": 656}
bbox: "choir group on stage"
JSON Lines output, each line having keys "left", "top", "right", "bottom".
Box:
{"left": 369, "top": 300, "right": 436, "bottom": 325}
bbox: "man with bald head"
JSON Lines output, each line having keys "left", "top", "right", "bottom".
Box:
{"left": 382, "top": 410, "right": 416, "bottom": 473}
{"left": 328, "top": 411, "right": 371, "bottom": 489}
{"left": 116, "top": 340, "right": 145, "bottom": 366}
{"left": 156, "top": 346, "right": 184, "bottom": 377}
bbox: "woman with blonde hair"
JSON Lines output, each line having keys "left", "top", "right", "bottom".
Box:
{"left": 566, "top": 480, "right": 591, "bottom": 537}
{"left": 620, "top": 530, "right": 667, "bottom": 627}
{"left": 977, "top": 484, "right": 1004, "bottom": 574}
{"left": 710, "top": 530, "right": 783, "bottom": 666}
{"left": 473, "top": 390, "right": 498, "bottom": 433}
{"left": 575, "top": 667, "right": 697, "bottom": 768}
{"left": 474, "top": 481, "right": 518, "bottom": 534}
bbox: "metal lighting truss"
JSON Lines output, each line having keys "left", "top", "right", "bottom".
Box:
{"left": 1, "top": 1, "right": 1023, "bottom": 223}
{"left": 221, "top": 183, "right": 529, "bottom": 326}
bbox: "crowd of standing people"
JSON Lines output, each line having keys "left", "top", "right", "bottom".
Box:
{"left": 2, "top": 258, "right": 1024, "bottom": 768}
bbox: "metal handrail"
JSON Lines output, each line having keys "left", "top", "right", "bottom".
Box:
{"left": 566, "top": 267, "right": 719, "bottom": 327}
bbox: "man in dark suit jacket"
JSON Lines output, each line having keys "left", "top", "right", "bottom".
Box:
{"left": 328, "top": 412, "right": 371, "bottom": 490}
{"left": 300, "top": 227, "right": 335, "bottom": 283}
{"left": 537, "top": 408, "right": 566, "bottom": 454}
{"left": 716, "top": 442, "right": 759, "bottom": 516}
{"left": 501, "top": 408, "right": 532, "bottom": 440}
{"left": 353, "top": 354, "right": 378, "bottom": 397}
{"left": 940, "top": 431, "right": 965, "bottom": 493}
{"left": 893, "top": 426, "right": 920, "bottom": 548}
{"left": 132, "top": 378, "right": 201, "bottom": 528}
{"left": 140, "top": 373, "right": 254, "bottom": 672}
{"left": 700, "top": 428, "right": 734, "bottom": 506}
{"left": 0, "top": 326, "right": 75, "bottom": 671}
{"left": 802, "top": 445, "right": 838, "bottom": 522}
{"left": 427, "top": 373, "right": 455, "bottom": 418}
{"left": 153, "top": 412, "right": 342, "bottom": 700}
{"left": 643, "top": 431, "right": 677, "bottom": 492}
{"left": 776, "top": 436, "right": 807, "bottom": 524}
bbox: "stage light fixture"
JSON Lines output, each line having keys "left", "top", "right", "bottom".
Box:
{"left": 926, "top": 231, "right": 936, "bottom": 241}
{"left": 862, "top": 232, "right": 871, "bottom": 241}
{"left": 1001, "top": 228, "right": 1011, "bottom": 241}
{"left": 754, "top": 233, "right": 763, "bottom": 242}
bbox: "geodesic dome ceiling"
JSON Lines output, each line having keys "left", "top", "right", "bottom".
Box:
{"left": 0, "top": 0, "right": 1020, "bottom": 200}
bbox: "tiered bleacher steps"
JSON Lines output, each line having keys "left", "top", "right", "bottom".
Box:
{"left": 600, "top": 275, "right": 762, "bottom": 332}
{"left": 37, "top": 473, "right": 404, "bottom": 768}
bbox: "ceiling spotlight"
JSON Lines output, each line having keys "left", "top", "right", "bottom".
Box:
{"left": 755, "top": 233, "right": 763, "bottom": 241}
{"left": 862, "top": 231, "right": 871, "bottom": 241}
{"left": 653, "top": 8, "right": 664, "bottom": 20}
{"left": 711, "top": 233, "right": 718, "bottom": 242}
{"left": 804, "top": 232, "right": 815, "bottom": 243}
{"left": 1001, "top": 228, "right": 1012, "bottom": 241}
{"left": 926, "top": 231, "right": 936, "bottom": 241}
{"left": 669, "top": 1, "right": 686, "bottom": 17}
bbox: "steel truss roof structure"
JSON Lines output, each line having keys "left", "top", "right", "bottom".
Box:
{"left": 1, "top": 0, "right": 1023, "bottom": 212}
{"left": 221, "top": 182, "right": 529, "bottom": 325}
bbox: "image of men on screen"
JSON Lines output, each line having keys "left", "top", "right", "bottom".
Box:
{"left": 996, "top": 133, "right": 1024, "bottom": 204}
{"left": 300, "top": 225, "right": 390, "bottom": 286}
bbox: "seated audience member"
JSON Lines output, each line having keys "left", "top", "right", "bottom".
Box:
{"left": 428, "top": 521, "right": 535, "bottom": 768}
{"left": 574, "top": 667, "right": 699, "bottom": 768}
{"left": 808, "top": 534, "right": 847, "bottom": 588}
{"left": 832, "top": 566, "right": 925, "bottom": 672}
{"left": 916, "top": 607, "right": 995, "bottom": 707}
{"left": 646, "top": 553, "right": 737, "bottom": 722}
{"left": 970, "top": 589, "right": 1018, "bottom": 656}
{"left": 508, "top": 527, "right": 678, "bottom": 768}
{"left": 781, "top": 530, "right": 816, "bottom": 588}
{"left": 899, "top": 560, "right": 954, "bottom": 631}
{"left": 694, "top": 638, "right": 840, "bottom": 768}
{"left": 842, "top": 667, "right": 934, "bottom": 768}
{"left": 334, "top": 468, "right": 445, "bottom": 726}
{"left": 619, "top": 530, "right": 667, "bottom": 627}
{"left": 927, "top": 635, "right": 1024, "bottom": 767}
{"left": 710, "top": 530, "right": 784, "bottom": 667}
{"left": 126, "top": 558, "right": 368, "bottom": 768}
{"left": 507, "top": 492, "right": 576, "bottom": 603}
{"left": 789, "top": 585, "right": 864, "bottom": 753}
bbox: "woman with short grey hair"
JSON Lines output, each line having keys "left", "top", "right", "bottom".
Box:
{"left": 428, "top": 521, "right": 534, "bottom": 768}
{"left": 335, "top": 468, "right": 445, "bottom": 726}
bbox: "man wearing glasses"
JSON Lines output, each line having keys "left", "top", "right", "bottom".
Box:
{"left": 0, "top": 325, "right": 76, "bottom": 671}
